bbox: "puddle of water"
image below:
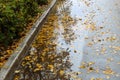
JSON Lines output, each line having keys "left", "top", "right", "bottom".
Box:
{"left": 54, "top": 0, "right": 120, "bottom": 80}
{"left": 54, "top": 0, "right": 88, "bottom": 72}
{"left": 13, "top": 0, "right": 120, "bottom": 80}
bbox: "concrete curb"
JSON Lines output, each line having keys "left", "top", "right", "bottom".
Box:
{"left": 0, "top": 0, "right": 57, "bottom": 80}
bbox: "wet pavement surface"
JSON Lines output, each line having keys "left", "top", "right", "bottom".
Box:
{"left": 13, "top": 0, "right": 120, "bottom": 80}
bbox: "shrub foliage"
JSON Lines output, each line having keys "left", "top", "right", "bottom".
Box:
{"left": 0, "top": 0, "right": 48, "bottom": 46}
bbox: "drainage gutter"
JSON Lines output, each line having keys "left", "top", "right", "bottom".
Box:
{"left": 0, "top": 0, "right": 57, "bottom": 80}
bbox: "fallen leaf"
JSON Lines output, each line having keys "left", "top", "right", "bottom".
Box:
{"left": 103, "top": 67, "right": 114, "bottom": 75}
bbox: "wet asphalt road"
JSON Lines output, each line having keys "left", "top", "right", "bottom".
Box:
{"left": 54, "top": 0, "right": 120, "bottom": 80}
{"left": 13, "top": 0, "right": 120, "bottom": 80}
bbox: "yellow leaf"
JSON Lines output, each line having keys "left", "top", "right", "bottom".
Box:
{"left": 6, "top": 50, "right": 12, "bottom": 54}
{"left": 59, "top": 70, "right": 64, "bottom": 76}
{"left": 15, "top": 70, "right": 20, "bottom": 73}
{"left": 86, "top": 24, "right": 96, "bottom": 31}
{"left": 90, "top": 77, "right": 95, "bottom": 80}
{"left": 79, "top": 65, "right": 86, "bottom": 69}
{"left": 103, "top": 67, "right": 114, "bottom": 75}
{"left": 36, "top": 63, "right": 42, "bottom": 68}
{"left": 48, "top": 64, "right": 54, "bottom": 71}
{"left": 34, "top": 68, "right": 40, "bottom": 72}
{"left": 88, "top": 62, "right": 95, "bottom": 66}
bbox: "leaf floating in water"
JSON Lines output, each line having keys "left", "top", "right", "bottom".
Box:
{"left": 15, "top": 70, "right": 20, "bottom": 74}
{"left": 87, "top": 42, "right": 93, "bottom": 47}
{"left": 34, "top": 68, "right": 41, "bottom": 72}
{"left": 79, "top": 62, "right": 86, "bottom": 69}
{"left": 86, "top": 23, "right": 96, "bottom": 31}
{"left": 48, "top": 64, "right": 54, "bottom": 71}
{"left": 88, "top": 62, "right": 95, "bottom": 66}
{"left": 24, "top": 56, "right": 31, "bottom": 60}
{"left": 103, "top": 67, "right": 115, "bottom": 75}
{"left": 34, "top": 63, "right": 43, "bottom": 72}
{"left": 74, "top": 50, "right": 77, "bottom": 53}
{"left": 111, "top": 46, "right": 120, "bottom": 51}
{"left": 90, "top": 78, "right": 103, "bottom": 80}
{"left": 59, "top": 70, "right": 64, "bottom": 76}
{"left": 88, "top": 67, "right": 94, "bottom": 72}
{"left": 79, "top": 65, "right": 86, "bottom": 69}
{"left": 101, "top": 47, "right": 106, "bottom": 54}
{"left": 106, "top": 36, "right": 117, "bottom": 41}
{"left": 90, "top": 77, "right": 95, "bottom": 80}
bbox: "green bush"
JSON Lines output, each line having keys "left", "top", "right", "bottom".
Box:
{"left": 0, "top": 0, "right": 48, "bottom": 46}
{"left": 36, "top": 0, "right": 48, "bottom": 5}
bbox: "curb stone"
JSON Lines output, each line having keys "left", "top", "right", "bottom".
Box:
{"left": 0, "top": 0, "right": 57, "bottom": 80}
